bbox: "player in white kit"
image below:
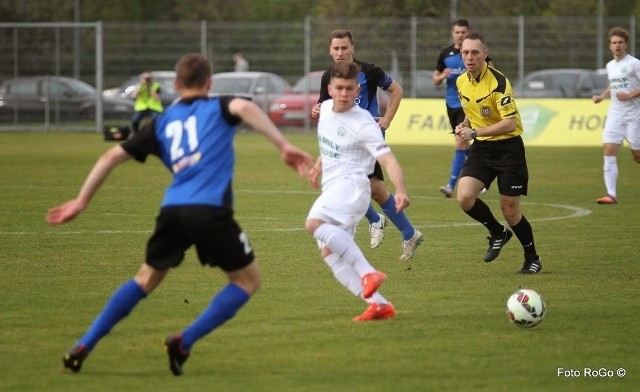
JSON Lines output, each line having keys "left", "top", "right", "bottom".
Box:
{"left": 305, "top": 62, "right": 412, "bottom": 321}
{"left": 592, "top": 27, "right": 640, "bottom": 204}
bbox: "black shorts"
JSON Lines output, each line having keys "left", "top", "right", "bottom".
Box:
{"left": 368, "top": 127, "right": 387, "bottom": 180}
{"left": 146, "top": 205, "right": 254, "bottom": 272}
{"left": 447, "top": 106, "right": 466, "bottom": 131}
{"left": 460, "top": 136, "right": 529, "bottom": 196}
{"left": 369, "top": 161, "right": 384, "bottom": 181}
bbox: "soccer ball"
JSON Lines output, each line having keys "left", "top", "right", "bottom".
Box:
{"left": 507, "top": 288, "right": 546, "bottom": 328}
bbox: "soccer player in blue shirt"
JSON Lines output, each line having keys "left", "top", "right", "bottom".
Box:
{"left": 47, "top": 53, "right": 313, "bottom": 376}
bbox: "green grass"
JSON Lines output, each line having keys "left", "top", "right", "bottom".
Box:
{"left": 0, "top": 131, "right": 638, "bottom": 391}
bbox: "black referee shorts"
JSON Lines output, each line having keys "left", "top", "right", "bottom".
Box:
{"left": 460, "top": 136, "right": 529, "bottom": 196}
{"left": 146, "top": 205, "right": 254, "bottom": 272}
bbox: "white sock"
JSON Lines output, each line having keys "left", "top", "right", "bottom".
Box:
{"left": 324, "top": 254, "right": 388, "bottom": 303}
{"left": 603, "top": 156, "right": 618, "bottom": 197}
{"left": 323, "top": 253, "right": 363, "bottom": 297}
{"left": 367, "top": 292, "right": 389, "bottom": 305}
{"left": 313, "top": 223, "right": 375, "bottom": 276}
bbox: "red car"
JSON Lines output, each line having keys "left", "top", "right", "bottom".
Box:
{"left": 268, "top": 70, "right": 390, "bottom": 127}
{"left": 268, "top": 71, "right": 323, "bottom": 127}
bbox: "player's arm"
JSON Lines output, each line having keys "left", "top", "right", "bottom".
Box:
{"left": 617, "top": 90, "right": 640, "bottom": 100}
{"left": 311, "top": 103, "right": 321, "bottom": 118}
{"left": 379, "top": 80, "right": 403, "bottom": 130}
{"left": 47, "top": 145, "right": 132, "bottom": 225}
{"left": 617, "top": 65, "right": 640, "bottom": 101}
{"left": 615, "top": 86, "right": 640, "bottom": 101}
{"left": 433, "top": 69, "right": 451, "bottom": 85}
{"left": 617, "top": 67, "right": 640, "bottom": 101}
{"left": 458, "top": 85, "right": 520, "bottom": 140}
{"left": 229, "top": 97, "right": 314, "bottom": 177}
{"left": 308, "top": 156, "right": 322, "bottom": 190}
{"left": 433, "top": 52, "right": 449, "bottom": 86}
{"left": 312, "top": 72, "right": 330, "bottom": 118}
{"left": 376, "top": 152, "right": 410, "bottom": 213}
{"left": 456, "top": 117, "right": 517, "bottom": 141}
{"left": 593, "top": 86, "right": 611, "bottom": 103}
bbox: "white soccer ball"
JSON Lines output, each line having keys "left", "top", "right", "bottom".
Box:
{"left": 507, "top": 288, "right": 546, "bottom": 328}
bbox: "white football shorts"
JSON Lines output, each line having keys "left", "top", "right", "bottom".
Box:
{"left": 307, "top": 177, "right": 371, "bottom": 236}
{"left": 602, "top": 115, "right": 640, "bottom": 150}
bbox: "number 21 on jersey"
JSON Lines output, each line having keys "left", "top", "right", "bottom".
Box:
{"left": 166, "top": 115, "right": 199, "bottom": 162}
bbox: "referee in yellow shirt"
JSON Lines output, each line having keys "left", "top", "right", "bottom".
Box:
{"left": 453, "top": 33, "right": 541, "bottom": 274}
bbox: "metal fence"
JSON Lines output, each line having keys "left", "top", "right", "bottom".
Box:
{"left": 0, "top": 16, "right": 637, "bottom": 131}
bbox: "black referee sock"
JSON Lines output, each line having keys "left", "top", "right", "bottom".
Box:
{"left": 510, "top": 215, "right": 538, "bottom": 259}
{"left": 464, "top": 199, "right": 503, "bottom": 234}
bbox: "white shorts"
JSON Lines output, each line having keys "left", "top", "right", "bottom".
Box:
{"left": 603, "top": 115, "right": 640, "bottom": 150}
{"left": 307, "top": 177, "right": 371, "bottom": 236}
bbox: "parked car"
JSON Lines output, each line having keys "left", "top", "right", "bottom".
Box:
{"left": 268, "top": 70, "right": 392, "bottom": 127}
{"left": 268, "top": 71, "right": 323, "bottom": 127}
{"left": 103, "top": 70, "right": 178, "bottom": 108}
{"left": 513, "top": 68, "right": 609, "bottom": 98}
{"left": 0, "top": 76, "right": 134, "bottom": 122}
{"left": 209, "top": 71, "right": 291, "bottom": 113}
{"left": 413, "top": 70, "right": 446, "bottom": 98}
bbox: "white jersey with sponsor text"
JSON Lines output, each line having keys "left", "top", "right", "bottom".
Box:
{"left": 318, "top": 100, "right": 391, "bottom": 189}
{"left": 606, "top": 54, "right": 640, "bottom": 119}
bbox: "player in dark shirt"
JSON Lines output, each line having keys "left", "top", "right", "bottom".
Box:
{"left": 48, "top": 53, "right": 313, "bottom": 376}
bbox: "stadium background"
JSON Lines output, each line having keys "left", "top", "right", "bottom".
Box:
{"left": 0, "top": 16, "right": 637, "bottom": 136}
{"left": 1, "top": 9, "right": 639, "bottom": 390}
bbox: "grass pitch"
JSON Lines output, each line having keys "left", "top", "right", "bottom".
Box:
{"left": 0, "top": 131, "right": 638, "bottom": 391}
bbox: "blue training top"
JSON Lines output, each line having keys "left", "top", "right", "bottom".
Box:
{"left": 435, "top": 44, "right": 465, "bottom": 109}
{"left": 319, "top": 59, "right": 393, "bottom": 118}
{"left": 121, "top": 95, "right": 242, "bottom": 209}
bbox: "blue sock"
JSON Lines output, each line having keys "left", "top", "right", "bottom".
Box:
{"left": 181, "top": 283, "right": 250, "bottom": 352}
{"left": 380, "top": 194, "right": 414, "bottom": 240}
{"left": 77, "top": 279, "right": 147, "bottom": 351}
{"left": 448, "top": 149, "right": 468, "bottom": 189}
{"left": 364, "top": 203, "right": 380, "bottom": 225}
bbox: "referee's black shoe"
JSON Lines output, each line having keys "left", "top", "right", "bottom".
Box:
{"left": 484, "top": 227, "right": 513, "bottom": 262}
{"left": 519, "top": 257, "right": 542, "bottom": 274}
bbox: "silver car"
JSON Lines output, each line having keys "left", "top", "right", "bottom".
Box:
{"left": 0, "top": 76, "right": 134, "bottom": 122}
{"left": 209, "top": 72, "right": 291, "bottom": 113}
{"left": 513, "top": 68, "right": 609, "bottom": 98}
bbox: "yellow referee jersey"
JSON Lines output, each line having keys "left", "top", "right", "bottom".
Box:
{"left": 456, "top": 63, "right": 523, "bottom": 141}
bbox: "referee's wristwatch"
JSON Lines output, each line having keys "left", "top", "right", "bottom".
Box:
{"left": 470, "top": 129, "right": 477, "bottom": 139}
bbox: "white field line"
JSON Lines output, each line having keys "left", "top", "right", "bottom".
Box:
{"left": 0, "top": 196, "right": 591, "bottom": 235}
